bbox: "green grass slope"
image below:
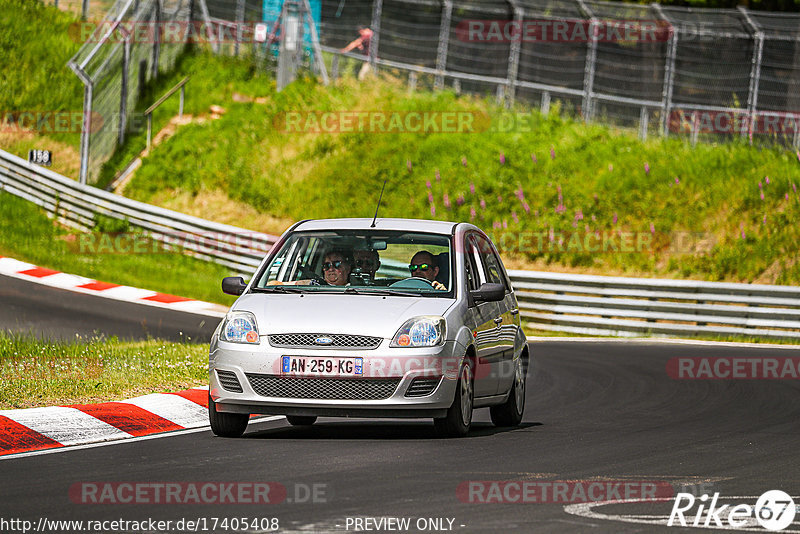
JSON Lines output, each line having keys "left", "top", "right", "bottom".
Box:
{"left": 122, "top": 53, "right": 800, "bottom": 285}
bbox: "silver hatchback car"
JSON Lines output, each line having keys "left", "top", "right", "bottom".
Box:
{"left": 209, "top": 218, "right": 529, "bottom": 438}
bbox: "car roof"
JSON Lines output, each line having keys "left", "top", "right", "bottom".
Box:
{"left": 293, "top": 218, "right": 460, "bottom": 234}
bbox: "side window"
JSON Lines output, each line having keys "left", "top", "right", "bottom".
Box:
{"left": 465, "top": 235, "right": 485, "bottom": 291}
{"left": 474, "top": 235, "right": 506, "bottom": 290}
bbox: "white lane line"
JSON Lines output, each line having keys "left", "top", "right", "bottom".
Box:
{"left": 0, "top": 416, "right": 285, "bottom": 460}
{"left": 0, "top": 406, "right": 132, "bottom": 446}
{"left": 119, "top": 393, "right": 208, "bottom": 428}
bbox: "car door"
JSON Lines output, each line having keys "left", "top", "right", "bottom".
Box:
{"left": 464, "top": 234, "right": 503, "bottom": 398}
{"left": 473, "top": 233, "right": 520, "bottom": 395}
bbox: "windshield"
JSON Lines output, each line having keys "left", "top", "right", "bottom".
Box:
{"left": 253, "top": 230, "right": 454, "bottom": 297}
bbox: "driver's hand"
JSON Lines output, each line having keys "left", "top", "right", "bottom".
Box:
{"left": 431, "top": 281, "right": 446, "bottom": 290}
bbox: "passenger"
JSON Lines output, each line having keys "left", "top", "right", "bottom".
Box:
{"left": 322, "top": 249, "right": 352, "bottom": 286}
{"left": 353, "top": 248, "right": 381, "bottom": 280}
{"left": 410, "top": 251, "right": 446, "bottom": 290}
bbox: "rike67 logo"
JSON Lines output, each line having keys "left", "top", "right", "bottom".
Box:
{"left": 668, "top": 490, "right": 796, "bottom": 531}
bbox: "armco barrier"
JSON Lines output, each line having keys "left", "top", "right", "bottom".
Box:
{"left": 509, "top": 270, "right": 800, "bottom": 340}
{"left": 0, "top": 149, "right": 277, "bottom": 274}
{"left": 2, "top": 147, "right": 799, "bottom": 340}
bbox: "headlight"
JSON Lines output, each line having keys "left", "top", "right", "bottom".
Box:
{"left": 391, "top": 316, "right": 445, "bottom": 347}
{"left": 220, "top": 311, "right": 260, "bottom": 344}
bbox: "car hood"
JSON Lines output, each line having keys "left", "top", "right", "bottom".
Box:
{"left": 232, "top": 293, "right": 456, "bottom": 338}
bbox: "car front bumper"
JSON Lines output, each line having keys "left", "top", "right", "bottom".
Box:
{"left": 209, "top": 337, "right": 466, "bottom": 418}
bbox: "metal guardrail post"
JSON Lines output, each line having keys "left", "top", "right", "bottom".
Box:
{"left": 331, "top": 54, "right": 339, "bottom": 80}
{"left": 739, "top": 7, "right": 763, "bottom": 144}
{"left": 578, "top": 0, "right": 597, "bottom": 122}
{"left": 369, "top": 0, "right": 383, "bottom": 68}
{"left": 118, "top": 26, "right": 132, "bottom": 146}
{"left": 82, "top": 0, "right": 88, "bottom": 20}
{"left": 653, "top": 4, "right": 677, "bottom": 138}
{"left": 69, "top": 61, "right": 93, "bottom": 185}
{"left": 541, "top": 91, "right": 550, "bottom": 115}
{"left": 691, "top": 111, "right": 699, "bottom": 147}
{"left": 144, "top": 76, "right": 190, "bottom": 148}
{"left": 434, "top": 0, "right": 452, "bottom": 91}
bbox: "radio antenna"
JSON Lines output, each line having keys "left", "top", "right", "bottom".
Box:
{"left": 371, "top": 180, "right": 387, "bottom": 228}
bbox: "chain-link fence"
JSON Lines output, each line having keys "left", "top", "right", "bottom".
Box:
{"left": 63, "top": 0, "right": 800, "bottom": 183}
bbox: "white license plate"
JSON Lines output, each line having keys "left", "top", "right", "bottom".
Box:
{"left": 281, "top": 356, "right": 363, "bottom": 377}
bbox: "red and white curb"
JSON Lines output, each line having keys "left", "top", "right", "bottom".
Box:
{"left": 0, "top": 387, "right": 282, "bottom": 458}
{"left": 0, "top": 256, "right": 227, "bottom": 317}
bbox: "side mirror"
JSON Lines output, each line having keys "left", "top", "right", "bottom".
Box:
{"left": 470, "top": 282, "right": 505, "bottom": 303}
{"left": 222, "top": 276, "right": 247, "bottom": 295}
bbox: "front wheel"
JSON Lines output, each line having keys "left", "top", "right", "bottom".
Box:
{"left": 434, "top": 359, "right": 474, "bottom": 438}
{"left": 286, "top": 415, "right": 317, "bottom": 426}
{"left": 490, "top": 354, "right": 527, "bottom": 427}
{"left": 209, "top": 394, "right": 249, "bottom": 437}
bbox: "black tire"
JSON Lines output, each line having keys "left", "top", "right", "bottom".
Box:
{"left": 286, "top": 415, "right": 317, "bottom": 426}
{"left": 434, "top": 359, "right": 474, "bottom": 438}
{"left": 209, "top": 394, "right": 249, "bottom": 437}
{"left": 490, "top": 354, "right": 527, "bottom": 427}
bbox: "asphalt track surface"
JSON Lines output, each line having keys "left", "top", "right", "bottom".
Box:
{"left": 2, "top": 340, "right": 799, "bottom": 533}
{"left": 0, "top": 274, "right": 220, "bottom": 342}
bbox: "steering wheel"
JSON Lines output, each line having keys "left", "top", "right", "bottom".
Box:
{"left": 389, "top": 277, "right": 435, "bottom": 289}
{"left": 297, "top": 267, "right": 325, "bottom": 284}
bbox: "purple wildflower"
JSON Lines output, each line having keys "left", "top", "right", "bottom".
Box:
{"left": 503, "top": 220, "right": 508, "bottom": 229}
{"left": 435, "top": 169, "right": 441, "bottom": 182}
{"left": 430, "top": 204, "right": 436, "bottom": 217}
{"left": 760, "top": 191, "right": 765, "bottom": 200}
{"left": 480, "top": 198, "right": 486, "bottom": 210}
{"left": 515, "top": 187, "right": 524, "bottom": 201}
{"left": 763, "top": 214, "right": 767, "bottom": 224}
{"left": 497, "top": 195, "right": 503, "bottom": 203}
{"left": 758, "top": 181, "right": 762, "bottom": 189}
{"left": 425, "top": 180, "right": 431, "bottom": 189}
{"left": 644, "top": 163, "right": 650, "bottom": 175}
{"left": 765, "top": 176, "right": 770, "bottom": 185}
{"left": 650, "top": 222, "right": 655, "bottom": 235}
{"left": 675, "top": 177, "right": 680, "bottom": 184}
{"left": 512, "top": 211, "right": 519, "bottom": 223}
{"left": 443, "top": 193, "right": 451, "bottom": 208}
{"left": 499, "top": 153, "right": 506, "bottom": 165}
{"left": 793, "top": 183, "right": 797, "bottom": 193}
{"left": 574, "top": 209, "right": 584, "bottom": 221}
{"left": 572, "top": 220, "right": 578, "bottom": 228}
{"left": 456, "top": 194, "right": 465, "bottom": 206}
{"left": 523, "top": 202, "right": 531, "bottom": 214}
{"left": 470, "top": 207, "right": 476, "bottom": 220}
{"left": 550, "top": 146, "right": 555, "bottom": 160}
{"left": 613, "top": 213, "right": 618, "bottom": 225}
{"left": 531, "top": 153, "right": 537, "bottom": 163}
{"left": 786, "top": 193, "right": 790, "bottom": 200}
{"left": 427, "top": 192, "right": 434, "bottom": 204}
{"left": 493, "top": 221, "right": 502, "bottom": 229}
{"left": 469, "top": 183, "right": 475, "bottom": 195}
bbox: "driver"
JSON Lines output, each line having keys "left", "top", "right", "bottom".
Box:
{"left": 322, "top": 249, "right": 353, "bottom": 286}
{"left": 410, "top": 251, "right": 446, "bottom": 290}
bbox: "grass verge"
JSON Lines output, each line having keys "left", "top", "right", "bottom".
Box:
{"left": 0, "top": 332, "right": 207, "bottom": 409}
{"left": 0, "top": 191, "right": 237, "bottom": 307}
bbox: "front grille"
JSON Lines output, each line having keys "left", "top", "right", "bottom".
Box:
{"left": 216, "top": 369, "right": 243, "bottom": 393}
{"left": 269, "top": 333, "right": 381, "bottom": 350}
{"left": 405, "top": 377, "right": 442, "bottom": 398}
{"left": 246, "top": 374, "right": 400, "bottom": 400}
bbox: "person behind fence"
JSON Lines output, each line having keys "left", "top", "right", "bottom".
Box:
{"left": 340, "top": 27, "right": 373, "bottom": 80}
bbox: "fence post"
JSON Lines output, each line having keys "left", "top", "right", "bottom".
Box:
{"left": 578, "top": 0, "right": 597, "bottom": 121}
{"left": 409, "top": 71, "right": 418, "bottom": 93}
{"left": 691, "top": 111, "right": 699, "bottom": 147}
{"left": 504, "top": 0, "right": 523, "bottom": 107}
{"left": 639, "top": 106, "right": 649, "bottom": 141}
{"left": 653, "top": 4, "right": 677, "bottom": 138}
{"left": 739, "top": 7, "right": 764, "bottom": 144}
{"left": 331, "top": 54, "right": 339, "bottom": 80}
{"left": 152, "top": 0, "right": 162, "bottom": 79}
{"left": 81, "top": 0, "right": 88, "bottom": 20}
{"left": 197, "top": 0, "right": 219, "bottom": 54}
{"left": 541, "top": 91, "right": 550, "bottom": 115}
{"left": 369, "top": 0, "right": 382, "bottom": 68}
{"left": 235, "top": 0, "right": 245, "bottom": 56}
{"left": 434, "top": 0, "right": 452, "bottom": 91}
{"left": 69, "top": 62, "right": 93, "bottom": 185}
{"left": 119, "top": 27, "right": 132, "bottom": 146}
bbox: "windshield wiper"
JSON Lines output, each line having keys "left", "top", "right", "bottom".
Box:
{"left": 250, "top": 286, "right": 307, "bottom": 293}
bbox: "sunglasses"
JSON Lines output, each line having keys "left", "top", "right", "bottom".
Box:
{"left": 409, "top": 263, "right": 431, "bottom": 272}
{"left": 322, "top": 260, "right": 346, "bottom": 271}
